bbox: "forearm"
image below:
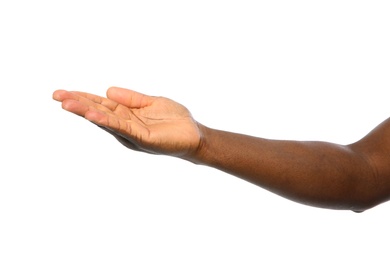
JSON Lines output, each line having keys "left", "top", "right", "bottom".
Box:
{"left": 188, "top": 124, "right": 380, "bottom": 211}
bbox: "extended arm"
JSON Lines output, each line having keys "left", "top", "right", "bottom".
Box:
{"left": 53, "top": 87, "right": 390, "bottom": 211}
{"left": 189, "top": 122, "right": 390, "bottom": 211}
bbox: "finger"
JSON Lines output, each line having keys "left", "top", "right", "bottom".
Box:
{"left": 53, "top": 89, "right": 120, "bottom": 112}
{"left": 73, "top": 91, "right": 140, "bottom": 120}
{"left": 54, "top": 90, "right": 120, "bottom": 117}
{"left": 61, "top": 99, "right": 90, "bottom": 117}
{"left": 106, "top": 87, "right": 156, "bottom": 108}
{"left": 72, "top": 91, "right": 120, "bottom": 112}
{"left": 53, "top": 89, "right": 73, "bottom": 101}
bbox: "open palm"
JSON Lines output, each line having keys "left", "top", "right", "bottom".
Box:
{"left": 53, "top": 87, "right": 201, "bottom": 157}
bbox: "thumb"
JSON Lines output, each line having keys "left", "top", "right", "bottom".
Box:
{"left": 106, "top": 86, "right": 155, "bottom": 108}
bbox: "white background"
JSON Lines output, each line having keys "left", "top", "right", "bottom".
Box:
{"left": 1, "top": 1, "right": 390, "bottom": 259}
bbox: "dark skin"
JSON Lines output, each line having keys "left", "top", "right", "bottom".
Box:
{"left": 53, "top": 87, "right": 390, "bottom": 212}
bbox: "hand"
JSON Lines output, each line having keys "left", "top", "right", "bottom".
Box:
{"left": 53, "top": 87, "right": 202, "bottom": 157}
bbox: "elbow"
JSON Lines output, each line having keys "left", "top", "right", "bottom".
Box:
{"left": 346, "top": 177, "right": 390, "bottom": 212}
{"left": 345, "top": 177, "right": 388, "bottom": 213}
{"left": 348, "top": 200, "right": 377, "bottom": 213}
{"left": 345, "top": 144, "right": 390, "bottom": 212}
{"left": 348, "top": 197, "right": 387, "bottom": 213}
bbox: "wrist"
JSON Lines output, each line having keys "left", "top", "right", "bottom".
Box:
{"left": 181, "top": 122, "right": 210, "bottom": 165}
